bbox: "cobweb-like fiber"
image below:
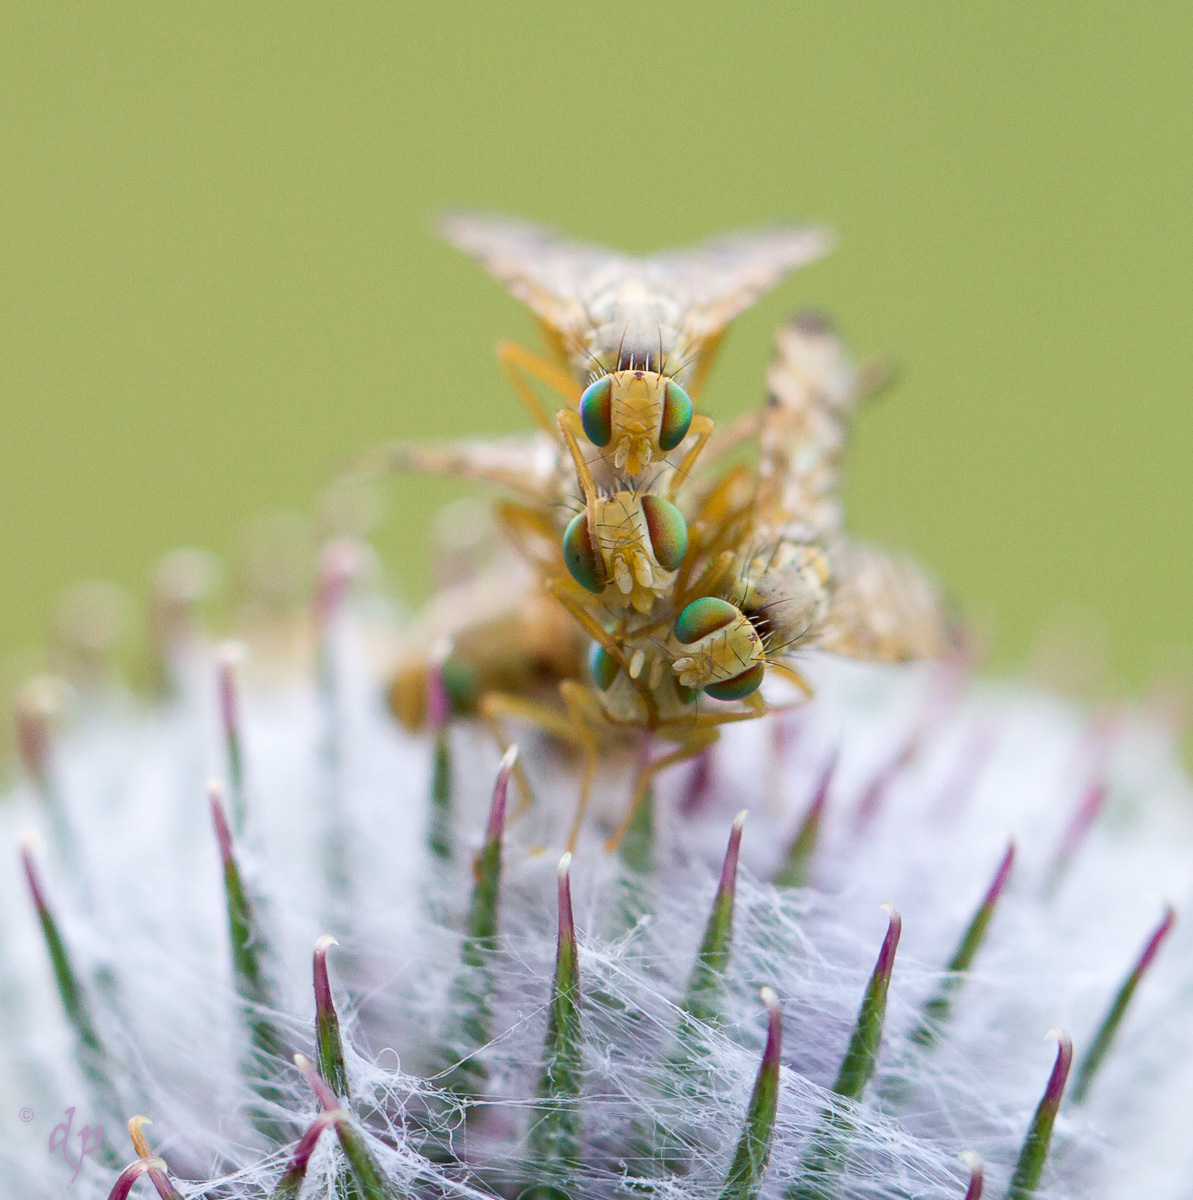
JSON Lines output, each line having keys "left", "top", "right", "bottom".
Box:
{"left": 1, "top": 607, "right": 1191, "bottom": 1200}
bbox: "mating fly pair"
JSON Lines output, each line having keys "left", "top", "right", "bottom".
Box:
{"left": 379, "top": 216, "right": 952, "bottom": 848}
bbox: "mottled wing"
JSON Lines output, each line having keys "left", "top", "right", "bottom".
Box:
{"left": 651, "top": 227, "right": 835, "bottom": 345}
{"left": 756, "top": 313, "right": 861, "bottom": 538}
{"left": 365, "top": 431, "right": 572, "bottom": 507}
{"left": 440, "top": 214, "right": 834, "bottom": 369}
{"left": 817, "top": 540, "right": 955, "bottom": 662}
{"left": 755, "top": 313, "right": 894, "bottom": 539}
{"left": 440, "top": 213, "right": 628, "bottom": 343}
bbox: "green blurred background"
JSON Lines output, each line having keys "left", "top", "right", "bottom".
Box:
{"left": 1, "top": 4, "right": 1190, "bottom": 694}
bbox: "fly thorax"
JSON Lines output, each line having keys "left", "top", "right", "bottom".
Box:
{"left": 595, "top": 668, "right": 650, "bottom": 725}
{"left": 744, "top": 544, "right": 832, "bottom": 648}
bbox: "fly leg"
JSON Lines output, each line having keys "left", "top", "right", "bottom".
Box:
{"left": 497, "top": 341, "right": 582, "bottom": 439}
{"left": 665, "top": 413, "right": 716, "bottom": 500}
{"left": 480, "top": 683, "right": 605, "bottom": 854}
{"left": 603, "top": 723, "right": 725, "bottom": 853}
{"left": 479, "top": 691, "right": 577, "bottom": 818}
{"left": 556, "top": 408, "right": 600, "bottom": 505}
{"left": 558, "top": 681, "right": 606, "bottom": 852}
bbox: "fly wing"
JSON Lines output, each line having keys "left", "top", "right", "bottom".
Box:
{"left": 362, "top": 431, "right": 572, "bottom": 507}
{"left": 816, "top": 540, "right": 955, "bottom": 662}
{"left": 440, "top": 213, "right": 629, "bottom": 346}
{"left": 756, "top": 312, "right": 893, "bottom": 538}
{"left": 654, "top": 226, "right": 835, "bottom": 345}
{"left": 440, "top": 214, "right": 833, "bottom": 374}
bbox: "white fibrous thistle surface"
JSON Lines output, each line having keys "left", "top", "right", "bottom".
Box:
{"left": 1, "top": 570, "right": 1192, "bottom": 1200}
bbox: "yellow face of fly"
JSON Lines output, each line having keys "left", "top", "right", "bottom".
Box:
{"left": 670, "top": 605, "right": 766, "bottom": 693}
{"left": 575, "top": 368, "right": 700, "bottom": 476}
{"left": 562, "top": 492, "right": 687, "bottom": 616}
{"left": 605, "top": 371, "right": 666, "bottom": 475}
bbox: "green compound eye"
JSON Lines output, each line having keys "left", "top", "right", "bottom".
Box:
{"left": 588, "top": 642, "right": 619, "bottom": 691}
{"left": 674, "top": 596, "right": 739, "bottom": 645}
{"left": 441, "top": 654, "right": 479, "bottom": 713}
{"left": 658, "top": 379, "right": 693, "bottom": 451}
{"left": 563, "top": 512, "right": 603, "bottom": 593}
{"left": 640, "top": 495, "right": 688, "bottom": 571}
{"left": 579, "top": 377, "right": 614, "bottom": 447}
{"left": 704, "top": 663, "right": 765, "bottom": 701}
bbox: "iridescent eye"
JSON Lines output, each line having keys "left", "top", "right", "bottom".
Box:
{"left": 704, "top": 663, "right": 765, "bottom": 701}
{"left": 588, "top": 642, "right": 619, "bottom": 691}
{"left": 579, "top": 377, "right": 614, "bottom": 447}
{"left": 441, "top": 653, "right": 479, "bottom": 712}
{"left": 563, "top": 512, "right": 603, "bottom": 593}
{"left": 674, "top": 596, "right": 739, "bottom": 645}
{"left": 640, "top": 495, "right": 688, "bottom": 571}
{"left": 658, "top": 380, "right": 693, "bottom": 451}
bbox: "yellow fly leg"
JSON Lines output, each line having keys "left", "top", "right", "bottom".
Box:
{"left": 703, "top": 408, "right": 764, "bottom": 465}
{"left": 685, "top": 551, "right": 743, "bottom": 605}
{"left": 495, "top": 499, "right": 561, "bottom": 542}
{"left": 495, "top": 499, "right": 570, "bottom": 573}
{"left": 480, "top": 689, "right": 586, "bottom": 820}
{"left": 479, "top": 693, "right": 542, "bottom": 816}
{"left": 626, "top": 550, "right": 742, "bottom": 646}
{"left": 497, "top": 340, "right": 583, "bottom": 438}
{"left": 672, "top": 470, "right": 757, "bottom": 599}
{"left": 479, "top": 684, "right": 604, "bottom": 853}
{"left": 603, "top": 727, "right": 721, "bottom": 853}
{"left": 664, "top": 413, "right": 716, "bottom": 501}
{"left": 532, "top": 315, "right": 576, "bottom": 374}
{"left": 683, "top": 327, "right": 727, "bottom": 399}
{"left": 558, "top": 681, "right": 608, "bottom": 852}
{"left": 543, "top": 578, "right": 661, "bottom": 725}
{"left": 557, "top": 408, "right": 600, "bottom": 503}
{"left": 763, "top": 658, "right": 815, "bottom": 698}
{"left": 602, "top": 702, "right": 765, "bottom": 853}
